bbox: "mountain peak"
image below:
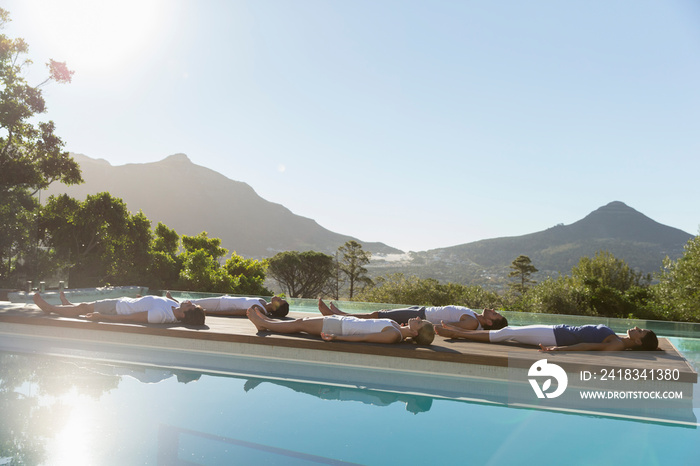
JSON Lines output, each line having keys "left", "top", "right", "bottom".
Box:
{"left": 594, "top": 201, "right": 637, "bottom": 213}
{"left": 569, "top": 201, "right": 690, "bottom": 245}
{"left": 46, "top": 153, "right": 402, "bottom": 257}
{"left": 163, "top": 153, "right": 191, "bottom": 164}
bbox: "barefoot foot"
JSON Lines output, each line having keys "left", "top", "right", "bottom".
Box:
{"left": 318, "top": 298, "right": 334, "bottom": 316}
{"left": 246, "top": 307, "right": 269, "bottom": 332}
{"left": 59, "top": 291, "right": 71, "bottom": 305}
{"left": 329, "top": 302, "right": 345, "bottom": 315}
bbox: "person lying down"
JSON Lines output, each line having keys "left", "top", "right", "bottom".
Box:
{"left": 435, "top": 323, "right": 658, "bottom": 351}
{"left": 246, "top": 307, "right": 435, "bottom": 345}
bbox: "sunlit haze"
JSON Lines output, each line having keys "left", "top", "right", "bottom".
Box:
{"left": 5, "top": 0, "right": 700, "bottom": 252}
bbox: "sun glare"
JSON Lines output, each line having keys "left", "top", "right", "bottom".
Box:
{"left": 42, "top": 389, "right": 96, "bottom": 465}
{"left": 23, "top": 0, "right": 169, "bottom": 75}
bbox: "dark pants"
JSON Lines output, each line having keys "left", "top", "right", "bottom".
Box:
{"left": 377, "top": 306, "right": 426, "bottom": 325}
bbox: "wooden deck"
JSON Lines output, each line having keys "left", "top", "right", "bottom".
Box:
{"left": 1, "top": 305, "right": 695, "bottom": 382}
{"left": 2, "top": 304, "right": 697, "bottom": 425}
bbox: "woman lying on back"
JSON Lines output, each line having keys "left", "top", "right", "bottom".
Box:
{"left": 435, "top": 323, "right": 658, "bottom": 351}
{"left": 247, "top": 307, "right": 435, "bottom": 345}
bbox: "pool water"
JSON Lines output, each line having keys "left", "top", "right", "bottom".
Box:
{"left": 1, "top": 346, "right": 698, "bottom": 466}
{"left": 3, "top": 293, "right": 700, "bottom": 464}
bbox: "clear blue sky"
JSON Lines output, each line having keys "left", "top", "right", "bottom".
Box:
{"left": 5, "top": 0, "right": 700, "bottom": 252}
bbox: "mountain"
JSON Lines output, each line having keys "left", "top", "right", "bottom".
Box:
{"left": 44, "top": 154, "right": 693, "bottom": 286}
{"left": 43, "top": 153, "right": 402, "bottom": 258}
{"left": 374, "top": 201, "right": 694, "bottom": 284}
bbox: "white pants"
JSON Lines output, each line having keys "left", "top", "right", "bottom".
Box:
{"left": 488, "top": 325, "right": 557, "bottom": 346}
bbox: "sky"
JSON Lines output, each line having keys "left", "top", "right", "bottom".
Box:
{"left": 4, "top": 0, "right": 700, "bottom": 252}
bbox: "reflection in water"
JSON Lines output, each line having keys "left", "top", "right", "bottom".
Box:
{"left": 0, "top": 353, "right": 120, "bottom": 464}
{"left": 82, "top": 363, "right": 201, "bottom": 385}
{"left": 1, "top": 349, "right": 698, "bottom": 464}
{"left": 0, "top": 352, "right": 434, "bottom": 464}
{"left": 241, "top": 378, "right": 432, "bottom": 414}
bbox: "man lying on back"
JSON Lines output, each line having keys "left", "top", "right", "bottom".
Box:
{"left": 318, "top": 299, "right": 508, "bottom": 330}
{"left": 165, "top": 291, "right": 289, "bottom": 318}
{"left": 33, "top": 292, "right": 205, "bottom": 325}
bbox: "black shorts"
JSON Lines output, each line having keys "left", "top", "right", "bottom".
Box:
{"left": 377, "top": 306, "right": 426, "bottom": 325}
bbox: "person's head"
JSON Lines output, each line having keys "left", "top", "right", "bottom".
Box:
{"left": 404, "top": 395, "right": 433, "bottom": 414}
{"left": 268, "top": 296, "right": 289, "bottom": 318}
{"left": 481, "top": 308, "right": 508, "bottom": 330}
{"left": 406, "top": 318, "right": 435, "bottom": 346}
{"left": 627, "top": 327, "right": 658, "bottom": 351}
{"left": 179, "top": 301, "right": 206, "bottom": 325}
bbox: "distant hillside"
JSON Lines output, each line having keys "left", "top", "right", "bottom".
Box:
{"left": 44, "top": 155, "right": 694, "bottom": 287}
{"left": 371, "top": 202, "right": 694, "bottom": 285}
{"left": 43, "top": 153, "right": 402, "bottom": 258}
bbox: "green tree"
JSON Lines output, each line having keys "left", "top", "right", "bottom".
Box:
{"left": 176, "top": 233, "right": 271, "bottom": 294}
{"left": 509, "top": 251, "right": 653, "bottom": 319}
{"left": 40, "top": 193, "right": 131, "bottom": 287}
{"left": 223, "top": 252, "right": 272, "bottom": 295}
{"left": 0, "top": 8, "right": 80, "bottom": 286}
{"left": 178, "top": 249, "right": 236, "bottom": 293}
{"left": 508, "top": 255, "right": 538, "bottom": 294}
{"left": 108, "top": 210, "right": 154, "bottom": 285}
{"left": 267, "top": 251, "right": 334, "bottom": 298}
{"left": 355, "top": 273, "right": 502, "bottom": 308}
{"left": 326, "top": 251, "right": 345, "bottom": 300}
{"left": 572, "top": 250, "right": 648, "bottom": 292}
{"left": 510, "top": 275, "right": 592, "bottom": 316}
{"left": 338, "top": 240, "right": 372, "bottom": 298}
{"left": 182, "top": 231, "right": 227, "bottom": 258}
{"left": 652, "top": 235, "right": 700, "bottom": 321}
{"left": 178, "top": 232, "right": 229, "bottom": 292}
{"left": 153, "top": 222, "right": 180, "bottom": 255}
{"left": 571, "top": 250, "right": 650, "bottom": 318}
{"left": 146, "top": 223, "right": 182, "bottom": 290}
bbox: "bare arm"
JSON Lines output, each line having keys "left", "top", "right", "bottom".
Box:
{"left": 445, "top": 315, "right": 479, "bottom": 330}
{"left": 205, "top": 308, "right": 248, "bottom": 317}
{"left": 434, "top": 323, "right": 492, "bottom": 342}
{"left": 85, "top": 311, "right": 150, "bottom": 324}
{"left": 197, "top": 301, "right": 263, "bottom": 317}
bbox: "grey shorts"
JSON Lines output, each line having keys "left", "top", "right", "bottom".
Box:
{"left": 321, "top": 315, "right": 343, "bottom": 335}
{"left": 94, "top": 299, "right": 119, "bottom": 315}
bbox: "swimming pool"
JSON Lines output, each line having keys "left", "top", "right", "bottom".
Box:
{"left": 2, "top": 293, "right": 699, "bottom": 464}
{"left": 1, "top": 338, "right": 698, "bottom": 465}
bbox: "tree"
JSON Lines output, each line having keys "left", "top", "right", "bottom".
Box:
{"left": 0, "top": 8, "right": 80, "bottom": 286}
{"left": 325, "top": 251, "right": 345, "bottom": 300}
{"left": 571, "top": 250, "right": 651, "bottom": 318}
{"left": 152, "top": 222, "right": 180, "bottom": 256}
{"left": 40, "top": 193, "right": 133, "bottom": 287}
{"left": 176, "top": 232, "right": 271, "bottom": 294}
{"left": 572, "top": 250, "right": 648, "bottom": 292}
{"left": 337, "top": 240, "right": 372, "bottom": 299}
{"left": 178, "top": 249, "right": 236, "bottom": 293}
{"left": 355, "top": 272, "right": 503, "bottom": 308}
{"left": 223, "top": 252, "right": 272, "bottom": 296}
{"left": 178, "top": 232, "right": 230, "bottom": 292}
{"left": 267, "top": 251, "right": 334, "bottom": 298}
{"left": 652, "top": 235, "right": 700, "bottom": 321}
{"left": 181, "top": 232, "right": 227, "bottom": 258}
{"left": 108, "top": 210, "right": 154, "bottom": 285}
{"left": 146, "top": 223, "right": 182, "bottom": 290}
{"left": 508, "top": 255, "right": 538, "bottom": 294}
{"left": 509, "top": 251, "right": 653, "bottom": 319}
